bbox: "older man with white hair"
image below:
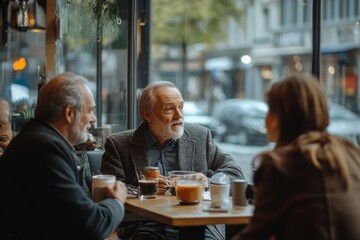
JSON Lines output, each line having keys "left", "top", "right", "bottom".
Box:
{"left": 101, "top": 80, "right": 245, "bottom": 240}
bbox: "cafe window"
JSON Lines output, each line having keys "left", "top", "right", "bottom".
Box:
{"left": 54, "top": 0, "right": 129, "bottom": 133}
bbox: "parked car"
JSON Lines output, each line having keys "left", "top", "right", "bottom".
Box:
{"left": 211, "top": 98, "right": 360, "bottom": 146}
{"left": 10, "top": 83, "right": 29, "bottom": 103}
{"left": 183, "top": 101, "right": 226, "bottom": 139}
{"left": 213, "top": 99, "right": 268, "bottom": 146}
{"left": 328, "top": 102, "right": 360, "bottom": 146}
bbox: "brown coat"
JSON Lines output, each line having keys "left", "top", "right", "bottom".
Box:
{"left": 233, "top": 135, "right": 360, "bottom": 240}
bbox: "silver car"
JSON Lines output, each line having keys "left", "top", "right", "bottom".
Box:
{"left": 183, "top": 101, "right": 226, "bottom": 139}
{"left": 328, "top": 102, "right": 360, "bottom": 146}
{"left": 212, "top": 99, "right": 268, "bottom": 146}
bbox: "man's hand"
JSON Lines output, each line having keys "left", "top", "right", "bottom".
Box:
{"left": 105, "top": 181, "right": 127, "bottom": 204}
{"left": 195, "top": 173, "right": 209, "bottom": 189}
{"left": 157, "top": 176, "right": 169, "bottom": 195}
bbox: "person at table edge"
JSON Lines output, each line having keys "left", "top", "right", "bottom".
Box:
{"left": 0, "top": 99, "right": 14, "bottom": 157}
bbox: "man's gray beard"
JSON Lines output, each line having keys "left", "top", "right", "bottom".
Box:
{"left": 171, "top": 126, "right": 184, "bottom": 139}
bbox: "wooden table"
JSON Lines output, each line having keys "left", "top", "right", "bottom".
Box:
{"left": 124, "top": 194, "right": 253, "bottom": 239}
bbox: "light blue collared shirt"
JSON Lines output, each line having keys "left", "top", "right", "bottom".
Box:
{"left": 143, "top": 124, "right": 179, "bottom": 176}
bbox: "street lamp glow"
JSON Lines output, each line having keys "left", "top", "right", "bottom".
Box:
{"left": 241, "top": 55, "right": 252, "bottom": 65}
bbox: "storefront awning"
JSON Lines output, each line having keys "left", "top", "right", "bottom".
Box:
{"left": 321, "top": 43, "right": 359, "bottom": 54}
{"left": 204, "top": 57, "right": 233, "bottom": 70}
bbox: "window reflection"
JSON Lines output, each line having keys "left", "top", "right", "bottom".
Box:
{"left": 0, "top": 0, "right": 359, "bottom": 173}
{"left": 148, "top": 0, "right": 360, "bottom": 176}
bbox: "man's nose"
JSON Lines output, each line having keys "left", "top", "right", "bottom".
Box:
{"left": 175, "top": 107, "right": 183, "bottom": 119}
{"left": 90, "top": 112, "right": 97, "bottom": 124}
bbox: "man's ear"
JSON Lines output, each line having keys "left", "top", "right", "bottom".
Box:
{"left": 141, "top": 108, "right": 152, "bottom": 122}
{"left": 64, "top": 105, "right": 74, "bottom": 123}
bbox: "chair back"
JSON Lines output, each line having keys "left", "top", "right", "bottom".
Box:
{"left": 87, "top": 150, "right": 104, "bottom": 175}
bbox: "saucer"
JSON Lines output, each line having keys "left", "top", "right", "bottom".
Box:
{"left": 202, "top": 203, "right": 229, "bottom": 212}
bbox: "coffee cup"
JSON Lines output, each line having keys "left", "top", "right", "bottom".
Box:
{"left": 168, "top": 170, "right": 196, "bottom": 195}
{"left": 209, "top": 172, "right": 230, "bottom": 208}
{"left": 232, "top": 179, "right": 248, "bottom": 206}
{"left": 175, "top": 180, "right": 203, "bottom": 204}
{"left": 138, "top": 179, "right": 158, "bottom": 199}
{"left": 92, "top": 175, "right": 116, "bottom": 202}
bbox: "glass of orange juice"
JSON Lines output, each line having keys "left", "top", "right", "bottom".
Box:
{"left": 175, "top": 180, "right": 203, "bottom": 204}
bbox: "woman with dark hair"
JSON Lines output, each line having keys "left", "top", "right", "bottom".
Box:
{"left": 232, "top": 73, "right": 360, "bottom": 240}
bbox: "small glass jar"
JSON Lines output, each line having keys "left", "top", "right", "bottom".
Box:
{"left": 144, "top": 166, "right": 160, "bottom": 180}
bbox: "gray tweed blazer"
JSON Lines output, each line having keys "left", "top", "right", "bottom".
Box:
{"left": 101, "top": 122, "right": 244, "bottom": 185}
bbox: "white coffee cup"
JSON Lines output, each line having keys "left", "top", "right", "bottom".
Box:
{"left": 210, "top": 183, "right": 230, "bottom": 208}
{"left": 209, "top": 172, "right": 230, "bottom": 208}
{"left": 92, "top": 175, "right": 116, "bottom": 202}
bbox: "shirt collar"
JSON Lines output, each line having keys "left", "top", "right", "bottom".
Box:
{"left": 47, "top": 123, "right": 76, "bottom": 152}
{"left": 143, "top": 123, "right": 177, "bottom": 150}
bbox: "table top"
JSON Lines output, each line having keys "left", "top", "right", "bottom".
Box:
{"left": 124, "top": 194, "right": 254, "bottom": 227}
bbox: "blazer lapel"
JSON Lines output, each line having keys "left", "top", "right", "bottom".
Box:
{"left": 129, "top": 122, "right": 149, "bottom": 179}
{"left": 130, "top": 146, "right": 148, "bottom": 178}
{"left": 178, "top": 130, "right": 196, "bottom": 170}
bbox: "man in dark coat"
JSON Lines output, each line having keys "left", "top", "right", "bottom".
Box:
{"left": 0, "top": 72, "right": 127, "bottom": 240}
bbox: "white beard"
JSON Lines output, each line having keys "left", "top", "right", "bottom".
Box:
{"left": 171, "top": 124, "right": 184, "bottom": 139}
